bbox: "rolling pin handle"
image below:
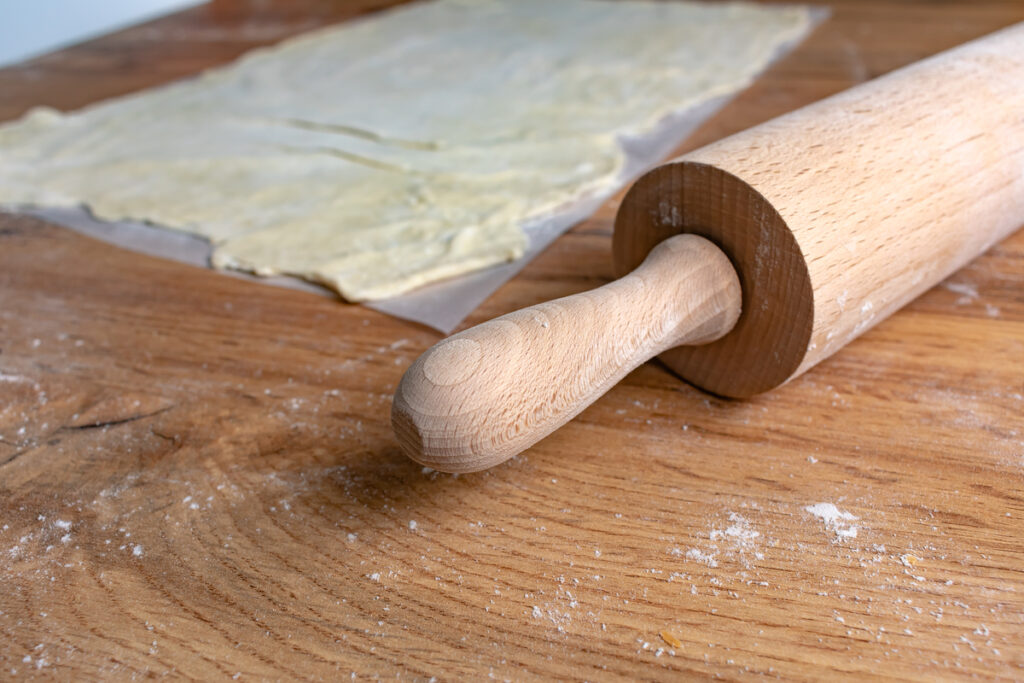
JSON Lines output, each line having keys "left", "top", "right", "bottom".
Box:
{"left": 391, "top": 234, "right": 742, "bottom": 473}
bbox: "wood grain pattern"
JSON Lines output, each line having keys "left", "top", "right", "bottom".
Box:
{"left": 2, "top": 1, "right": 1024, "bottom": 679}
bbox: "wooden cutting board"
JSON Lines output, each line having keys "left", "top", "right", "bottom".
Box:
{"left": 2, "top": 1, "right": 1023, "bottom": 679}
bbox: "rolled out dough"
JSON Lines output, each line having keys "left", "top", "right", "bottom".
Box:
{"left": 0, "top": 0, "right": 811, "bottom": 301}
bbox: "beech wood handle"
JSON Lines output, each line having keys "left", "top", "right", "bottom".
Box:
{"left": 392, "top": 234, "right": 741, "bottom": 473}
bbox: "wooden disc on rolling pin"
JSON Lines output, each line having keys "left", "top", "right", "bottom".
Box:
{"left": 614, "top": 21, "right": 1024, "bottom": 398}
{"left": 393, "top": 22, "right": 1024, "bottom": 472}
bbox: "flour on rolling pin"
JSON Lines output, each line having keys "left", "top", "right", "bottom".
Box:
{"left": 393, "top": 22, "right": 1024, "bottom": 473}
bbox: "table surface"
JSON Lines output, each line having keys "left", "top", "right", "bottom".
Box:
{"left": 2, "top": 1, "right": 1024, "bottom": 679}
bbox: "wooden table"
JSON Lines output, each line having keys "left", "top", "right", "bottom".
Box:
{"left": 2, "top": 1, "right": 1023, "bottom": 679}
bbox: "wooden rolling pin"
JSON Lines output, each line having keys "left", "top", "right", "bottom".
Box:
{"left": 392, "top": 23, "right": 1024, "bottom": 473}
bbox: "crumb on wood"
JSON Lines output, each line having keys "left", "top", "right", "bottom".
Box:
{"left": 660, "top": 630, "right": 682, "bottom": 648}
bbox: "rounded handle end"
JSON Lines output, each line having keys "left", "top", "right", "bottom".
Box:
{"left": 391, "top": 337, "right": 516, "bottom": 473}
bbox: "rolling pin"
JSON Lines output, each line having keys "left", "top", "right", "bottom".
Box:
{"left": 392, "top": 23, "right": 1024, "bottom": 473}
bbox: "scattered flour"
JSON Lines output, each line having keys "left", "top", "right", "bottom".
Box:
{"left": 805, "top": 502, "right": 859, "bottom": 540}
{"left": 709, "top": 513, "right": 760, "bottom": 549}
{"left": 943, "top": 281, "right": 978, "bottom": 304}
{"left": 0, "top": 372, "right": 30, "bottom": 383}
{"left": 673, "top": 511, "right": 764, "bottom": 571}
{"left": 528, "top": 584, "right": 578, "bottom": 634}
{"left": 683, "top": 548, "right": 718, "bottom": 568}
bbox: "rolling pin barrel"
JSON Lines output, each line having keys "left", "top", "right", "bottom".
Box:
{"left": 393, "top": 22, "right": 1024, "bottom": 473}
{"left": 615, "top": 21, "right": 1024, "bottom": 398}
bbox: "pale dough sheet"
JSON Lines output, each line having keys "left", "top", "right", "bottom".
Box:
{"left": 0, "top": 0, "right": 812, "bottom": 302}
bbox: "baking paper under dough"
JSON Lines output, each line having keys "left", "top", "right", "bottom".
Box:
{"left": 0, "top": 0, "right": 811, "bottom": 302}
